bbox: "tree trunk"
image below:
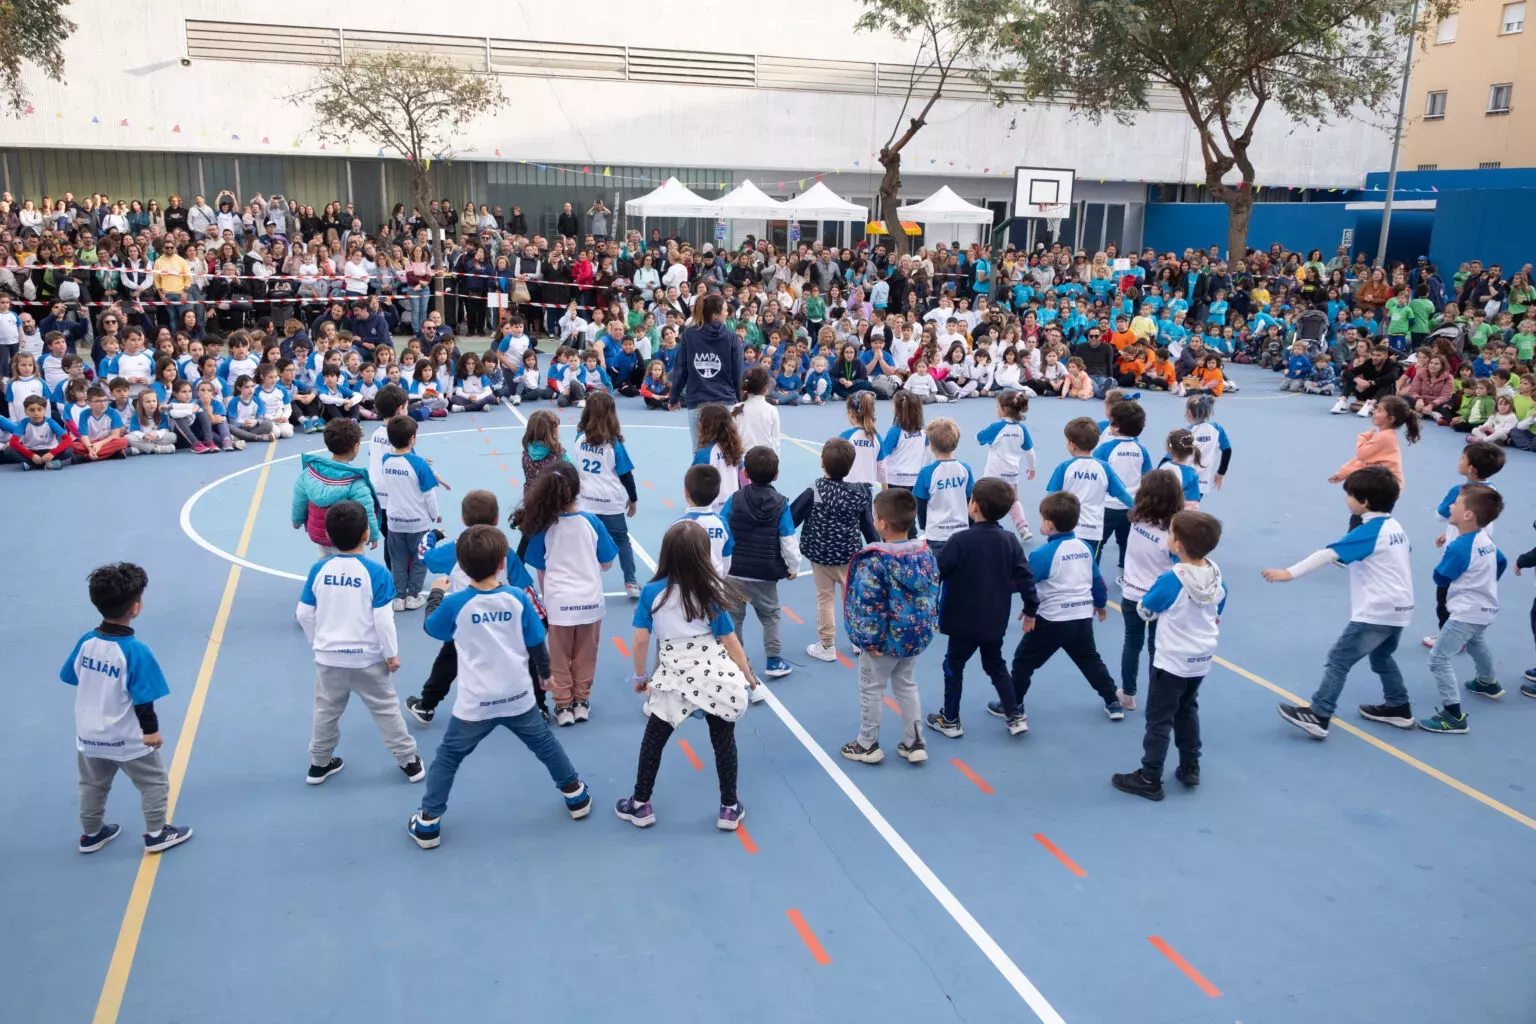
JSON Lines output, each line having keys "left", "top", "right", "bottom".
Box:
{"left": 877, "top": 151, "right": 908, "bottom": 258}
{"left": 1224, "top": 187, "right": 1254, "bottom": 268}
{"left": 411, "top": 166, "right": 444, "bottom": 319}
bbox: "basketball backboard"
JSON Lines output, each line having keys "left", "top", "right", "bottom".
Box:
{"left": 1012, "top": 166, "right": 1076, "bottom": 216}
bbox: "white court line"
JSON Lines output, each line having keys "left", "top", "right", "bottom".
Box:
{"left": 622, "top": 532, "right": 1065, "bottom": 1023}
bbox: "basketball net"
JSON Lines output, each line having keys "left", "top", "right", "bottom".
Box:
{"left": 1035, "top": 203, "right": 1070, "bottom": 239}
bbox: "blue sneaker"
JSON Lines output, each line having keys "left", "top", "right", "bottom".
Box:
{"left": 79, "top": 823, "right": 120, "bottom": 854}
{"left": 1465, "top": 678, "right": 1505, "bottom": 700}
{"left": 1524, "top": 667, "right": 1536, "bottom": 683}
{"left": 562, "top": 781, "right": 592, "bottom": 819}
{"left": 407, "top": 812, "right": 440, "bottom": 849}
{"left": 986, "top": 700, "right": 1007, "bottom": 719}
{"left": 143, "top": 823, "right": 193, "bottom": 853}
{"left": 1418, "top": 709, "right": 1469, "bottom": 734}
{"left": 615, "top": 797, "right": 655, "bottom": 828}
{"left": 717, "top": 802, "right": 746, "bottom": 831}
{"left": 763, "top": 657, "right": 792, "bottom": 678}
{"left": 1522, "top": 681, "right": 1536, "bottom": 699}
{"left": 1105, "top": 701, "right": 1126, "bottom": 721}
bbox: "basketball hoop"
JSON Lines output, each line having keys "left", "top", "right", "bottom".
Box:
{"left": 1035, "top": 203, "right": 1070, "bottom": 239}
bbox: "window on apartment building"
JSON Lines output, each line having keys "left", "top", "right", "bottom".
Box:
{"left": 1425, "top": 91, "right": 1447, "bottom": 118}
{"left": 1436, "top": 14, "right": 1458, "bottom": 41}
{"left": 1488, "top": 83, "right": 1513, "bottom": 113}
{"left": 1417, "top": 164, "right": 1439, "bottom": 171}
{"left": 1503, "top": 2, "right": 1525, "bottom": 33}
{"left": 1480, "top": 161, "right": 1503, "bottom": 169}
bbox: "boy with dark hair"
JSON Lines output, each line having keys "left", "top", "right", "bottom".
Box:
{"left": 296, "top": 501, "right": 422, "bottom": 786}
{"left": 377, "top": 415, "right": 441, "bottom": 611}
{"left": 366, "top": 384, "right": 410, "bottom": 569}
{"left": 65, "top": 562, "right": 193, "bottom": 854}
{"left": 680, "top": 464, "right": 733, "bottom": 575}
{"left": 1265, "top": 466, "right": 1416, "bottom": 738}
{"left": 409, "top": 525, "right": 592, "bottom": 848}
{"left": 1092, "top": 401, "right": 1153, "bottom": 577}
{"left": 1046, "top": 416, "right": 1134, "bottom": 557}
{"left": 912, "top": 418, "right": 974, "bottom": 555}
{"left": 1419, "top": 484, "right": 1506, "bottom": 732}
{"left": 723, "top": 445, "right": 801, "bottom": 685}
{"left": 791, "top": 437, "right": 878, "bottom": 663}
{"left": 11, "top": 394, "right": 73, "bottom": 469}
{"left": 291, "top": 417, "right": 379, "bottom": 554}
{"left": 1424, "top": 441, "right": 1504, "bottom": 648}
{"left": 1112, "top": 511, "right": 1226, "bottom": 800}
{"left": 924, "top": 477, "right": 1038, "bottom": 740}
{"left": 1008, "top": 491, "right": 1127, "bottom": 721}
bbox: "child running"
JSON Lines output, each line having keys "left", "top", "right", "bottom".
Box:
{"left": 1116, "top": 470, "right": 1185, "bottom": 711}
{"left": 975, "top": 391, "right": 1036, "bottom": 539}
{"left": 616, "top": 520, "right": 759, "bottom": 831}
{"left": 408, "top": 525, "right": 592, "bottom": 849}
{"left": 64, "top": 562, "right": 193, "bottom": 854}
{"left": 691, "top": 403, "right": 744, "bottom": 513}
{"left": 574, "top": 392, "right": 641, "bottom": 599}
{"left": 296, "top": 501, "right": 423, "bottom": 786}
{"left": 1266, "top": 467, "right": 1416, "bottom": 738}
{"left": 1156, "top": 429, "right": 1204, "bottom": 508}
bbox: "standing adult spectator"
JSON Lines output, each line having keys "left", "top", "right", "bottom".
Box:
{"left": 556, "top": 202, "right": 579, "bottom": 240}
{"left": 588, "top": 198, "right": 611, "bottom": 243}
{"left": 507, "top": 206, "right": 528, "bottom": 236}
{"left": 670, "top": 293, "right": 742, "bottom": 446}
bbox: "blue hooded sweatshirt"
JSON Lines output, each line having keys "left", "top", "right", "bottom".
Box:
{"left": 670, "top": 320, "right": 743, "bottom": 408}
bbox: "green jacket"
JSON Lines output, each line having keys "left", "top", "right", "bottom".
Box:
{"left": 290, "top": 452, "right": 380, "bottom": 546}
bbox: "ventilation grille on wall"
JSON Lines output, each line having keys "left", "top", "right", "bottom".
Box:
{"left": 186, "top": 21, "right": 343, "bottom": 63}
{"left": 1479, "top": 161, "right": 1502, "bottom": 169}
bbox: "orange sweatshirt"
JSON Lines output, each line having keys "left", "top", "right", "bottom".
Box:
{"left": 1186, "top": 366, "right": 1225, "bottom": 396}
{"left": 1109, "top": 329, "right": 1138, "bottom": 351}
{"left": 1143, "top": 358, "right": 1176, "bottom": 383}
{"left": 1335, "top": 426, "right": 1403, "bottom": 485}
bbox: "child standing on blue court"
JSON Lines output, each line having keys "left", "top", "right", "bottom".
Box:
{"left": 377, "top": 415, "right": 442, "bottom": 611}
{"left": 1184, "top": 395, "right": 1231, "bottom": 498}
{"left": 1424, "top": 442, "right": 1504, "bottom": 649}
{"left": 976, "top": 391, "right": 1036, "bottom": 539}
{"left": 1092, "top": 399, "right": 1152, "bottom": 573}
{"left": 877, "top": 392, "right": 930, "bottom": 511}
{"left": 1112, "top": 510, "right": 1225, "bottom": 800}
{"left": 680, "top": 465, "right": 734, "bottom": 575}
{"left": 691, "top": 403, "right": 745, "bottom": 512}
{"left": 1420, "top": 484, "right": 1507, "bottom": 733}
{"left": 574, "top": 392, "right": 641, "bottom": 599}
{"left": 841, "top": 488, "right": 940, "bottom": 764}
{"left": 297, "top": 501, "right": 422, "bottom": 786}
{"left": 1009, "top": 492, "right": 1126, "bottom": 722}
{"left": 1046, "top": 417, "right": 1135, "bottom": 560}
{"left": 912, "top": 418, "right": 973, "bottom": 555}
{"left": 1265, "top": 466, "right": 1416, "bottom": 739}
{"left": 521, "top": 461, "right": 618, "bottom": 726}
{"left": 1156, "top": 429, "right": 1204, "bottom": 508}
{"left": 722, "top": 445, "right": 800, "bottom": 686}
{"left": 1116, "top": 471, "right": 1185, "bottom": 711}
{"left": 65, "top": 562, "right": 193, "bottom": 854}
{"left": 792, "top": 438, "right": 878, "bottom": 663}
{"left": 408, "top": 525, "right": 592, "bottom": 849}
{"left": 291, "top": 418, "right": 380, "bottom": 556}
{"left": 924, "top": 477, "right": 1037, "bottom": 740}
{"left": 617, "top": 520, "right": 758, "bottom": 831}
{"left": 839, "top": 391, "right": 881, "bottom": 489}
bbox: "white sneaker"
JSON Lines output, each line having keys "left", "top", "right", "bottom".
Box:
{"left": 576, "top": 399, "right": 586, "bottom": 409}
{"left": 1017, "top": 522, "right": 1033, "bottom": 542}
{"left": 1115, "top": 573, "right": 1127, "bottom": 589}
{"left": 749, "top": 684, "right": 767, "bottom": 704}
{"left": 511, "top": 394, "right": 522, "bottom": 406}
{"left": 555, "top": 706, "right": 576, "bottom": 726}
{"left": 1422, "top": 634, "right": 1438, "bottom": 649}
{"left": 572, "top": 700, "right": 590, "bottom": 722}
{"left": 1117, "top": 689, "right": 1137, "bottom": 711}
{"left": 404, "top": 594, "right": 427, "bottom": 610}
{"left": 155, "top": 444, "right": 177, "bottom": 454}
{"left": 232, "top": 438, "right": 246, "bottom": 450}
{"left": 1329, "top": 396, "right": 1348, "bottom": 414}
{"left": 935, "top": 394, "right": 948, "bottom": 403}
{"left": 806, "top": 642, "right": 838, "bottom": 663}
{"left": 1357, "top": 399, "right": 1376, "bottom": 418}
{"left": 392, "top": 597, "right": 406, "bottom": 612}
{"left": 624, "top": 582, "right": 641, "bottom": 599}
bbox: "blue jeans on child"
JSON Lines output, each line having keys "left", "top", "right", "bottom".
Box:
{"left": 1428, "top": 619, "right": 1496, "bottom": 706}
{"left": 1119, "top": 598, "right": 1158, "bottom": 697}
{"left": 1308, "top": 621, "right": 1408, "bottom": 719}
{"left": 419, "top": 708, "right": 578, "bottom": 818}
{"left": 386, "top": 527, "right": 427, "bottom": 597}
{"left": 596, "top": 512, "right": 637, "bottom": 585}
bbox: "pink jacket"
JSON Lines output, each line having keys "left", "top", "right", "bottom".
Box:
{"left": 1404, "top": 369, "right": 1454, "bottom": 407}
{"left": 1336, "top": 427, "right": 1403, "bottom": 485}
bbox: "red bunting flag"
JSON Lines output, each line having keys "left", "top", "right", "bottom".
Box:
{"left": 171, "top": 124, "right": 181, "bottom": 133}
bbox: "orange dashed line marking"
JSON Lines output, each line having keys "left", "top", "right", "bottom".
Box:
{"left": 835, "top": 652, "right": 854, "bottom": 669}
{"left": 1149, "top": 937, "right": 1222, "bottom": 998}
{"left": 677, "top": 738, "right": 704, "bottom": 771}
{"left": 951, "top": 758, "right": 995, "bottom": 795}
{"left": 882, "top": 696, "right": 901, "bottom": 714}
{"left": 642, "top": 480, "right": 655, "bottom": 490}
{"left": 499, "top": 463, "right": 508, "bottom": 473}
{"left": 1032, "top": 833, "right": 1087, "bottom": 878}
{"left": 786, "top": 910, "right": 831, "bottom": 965}
{"left": 735, "top": 825, "right": 759, "bottom": 854}
{"left": 782, "top": 606, "right": 803, "bottom": 624}
{"left": 611, "top": 636, "right": 630, "bottom": 658}
{"left": 661, "top": 497, "right": 675, "bottom": 509}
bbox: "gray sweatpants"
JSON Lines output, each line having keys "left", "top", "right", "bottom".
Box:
{"left": 857, "top": 652, "right": 921, "bottom": 749}
{"left": 78, "top": 749, "right": 167, "bottom": 834}
{"left": 309, "top": 660, "right": 418, "bottom": 768}
{"left": 728, "top": 578, "right": 782, "bottom": 658}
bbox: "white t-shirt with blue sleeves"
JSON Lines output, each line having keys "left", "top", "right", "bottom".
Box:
{"left": 634, "top": 578, "right": 735, "bottom": 642}
{"left": 1121, "top": 520, "right": 1171, "bottom": 602}
{"left": 1094, "top": 437, "right": 1152, "bottom": 510}
{"left": 691, "top": 443, "right": 741, "bottom": 512}
{"left": 423, "top": 531, "right": 534, "bottom": 595}
{"left": 977, "top": 419, "right": 1035, "bottom": 480}
{"left": 680, "top": 507, "right": 734, "bottom": 575}
{"left": 77, "top": 407, "right": 125, "bottom": 442}
{"left": 61, "top": 628, "right": 170, "bottom": 761}
{"left": 425, "top": 586, "right": 546, "bottom": 720}
{"left": 877, "top": 425, "right": 929, "bottom": 487}
{"left": 1045, "top": 456, "right": 1135, "bottom": 541}
{"left": 523, "top": 511, "right": 619, "bottom": 626}
{"left": 378, "top": 452, "right": 441, "bottom": 531}
{"left": 912, "top": 459, "right": 974, "bottom": 542}
{"left": 1434, "top": 527, "right": 1505, "bottom": 626}
{"left": 574, "top": 432, "right": 635, "bottom": 515}
{"left": 1188, "top": 421, "right": 1230, "bottom": 493}
{"left": 1155, "top": 460, "right": 1203, "bottom": 504}
{"left": 1437, "top": 480, "right": 1497, "bottom": 542}
{"left": 838, "top": 427, "right": 880, "bottom": 486}
{"left": 1027, "top": 532, "right": 1105, "bottom": 621}
{"left": 1326, "top": 513, "right": 1414, "bottom": 626}
{"left": 296, "top": 553, "right": 398, "bottom": 667}
{"left": 1138, "top": 566, "right": 1226, "bottom": 676}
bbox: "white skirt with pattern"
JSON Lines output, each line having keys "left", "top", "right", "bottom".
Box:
{"left": 643, "top": 633, "right": 751, "bottom": 727}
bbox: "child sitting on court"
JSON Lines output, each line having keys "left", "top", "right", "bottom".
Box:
{"left": 923, "top": 477, "right": 1037, "bottom": 741}
{"left": 912, "top": 418, "right": 974, "bottom": 554}
{"left": 1111, "top": 510, "right": 1226, "bottom": 801}
{"left": 377, "top": 415, "right": 442, "bottom": 610}
{"left": 1009, "top": 492, "right": 1126, "bottom": 722}
{"left": 616, "top": 520, "right": 758, "bottom": 832}
{"left": 1046, "top": 417, "right": 1135, "bottom": 558}
{"left": 406, "top": 489, "right": 544, "bottom": 726}
{"left": 65, "top": 562, "right": 193, "bottom": 854}
{"left": 791, "top": 437, "right": 878, "bottom": 663}
{"left": 9, "top": 394, "right": 73, "bottom": 469}
{"left": 722, "top": 445, "right": 801, "bottom": 686}
{"left": 290, "top": 418, "right": 380, "bottom": 555}
{"left": 1265, "top": 466, "right": 1416, "bottom": 739}
{"left": 296, "top": 500, "right": 423, "bottom": 787}
{"left": 840, "top": 488, "right": 939, "bottom": 765}
{"left": 409, "top": 525, "right": 592, "bottom": 849}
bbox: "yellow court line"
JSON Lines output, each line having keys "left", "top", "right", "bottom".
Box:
{"left": 92, "top": 443, "right": 277, "bottom": 1024}
{"left": 1106, "top": 600, "right": 1536, "bottom": 833}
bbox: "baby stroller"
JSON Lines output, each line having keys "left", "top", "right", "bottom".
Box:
{"left": 1427, "top": 321, "right": 1469, "bottom": 360}
{"left": 1294, "top": 307, "right": 1329, "bottom": 357}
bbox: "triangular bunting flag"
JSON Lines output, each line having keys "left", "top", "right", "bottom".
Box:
{"left": 377, "top": 148, "right": 384, "bottom": 157}
{"left": 424, "top": 158, "right": 431, "bottom": 171}
{"left": 119, "top": 118, "right": 129, "bottom": 127}
{"left": 319, "top": 142, "right": 326, "bottom": 150}
{"left": 292, "top": 139, "right": 301, "bottom": 148}
{"left": 54, "top": 111, "right": 63, "bottom": 119}
{"left": 171, "top": 123, "right": 180, "bottom": 132}
{"left": 24, "top": 103, "right": 33, "bottom": 114}
{"left": 537, "top": 164, "right": 546, "bottom": 171}
{"left": 231, "top": 133, "right": 240, "bottom": 141}
{"left": 494, "top": 149, "right": 501, "bottom": 157}
{"left": 798, "top": 179, "right": 805, "bottom": 188}
{"left": 982, "top": 167, "right": 989, "bottom": 173}
{"left": 90, "top": 115, "right": 100, "bottom": 124}
{"left": 603, "top": 167, "right": 611, "bottom": 176}
{"left": 581, "top": 166, "right": 590, "bottom": 174}
{"left": 261, "top": 136, "right": 270, "bottom": 144}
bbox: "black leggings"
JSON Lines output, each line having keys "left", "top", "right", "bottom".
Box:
{"left": 421, "top": 638, "right": 548, "bottom": 714}
{"left": 633, "top": 713, "right": 737, "bottom": 806}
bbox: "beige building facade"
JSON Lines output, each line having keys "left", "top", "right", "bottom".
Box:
{"left": 1405, "top": 0, "right": 1534, "bottom": 169}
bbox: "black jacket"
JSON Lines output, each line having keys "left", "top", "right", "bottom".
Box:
{"left": 935, "top": 521, "right": 1037, "bottom": 639}
{"left": 725, "top": 484, "right": 790, "bottom": 581}
{"left": 556, "top": 212, "right": 579, "bottom": 238}
{"left": 1072, "top": 339, "right": 1115, "bottom": 378}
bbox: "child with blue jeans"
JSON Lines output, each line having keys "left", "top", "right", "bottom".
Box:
{"left": 1265, "top": 467, "right": 1416, "bottom": 738}
{"left": 377, "top": 415, "right": 442, "bottom": 610}
{"left": 1420, "top": 484, "right": 1506, "bottom": 732}
{"left": 408, "top": 525, "right": 591, "bottom": 848}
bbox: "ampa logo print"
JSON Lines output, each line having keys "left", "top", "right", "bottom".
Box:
{"left": 694, "top": 351, "right": 723, "bottom": 378}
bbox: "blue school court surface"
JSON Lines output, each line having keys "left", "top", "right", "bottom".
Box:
{"left": 7, "top": 364, "right": 1536, "bottom": 1024}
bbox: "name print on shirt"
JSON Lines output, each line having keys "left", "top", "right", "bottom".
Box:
{"left": 80, "top": 656, "right": 122, "bottom": 677}
{"left": 322, "top": 574, "right": 364, "bottom": 588}
{"left": 471, "top": 610, "right": 515, "bottom": 624}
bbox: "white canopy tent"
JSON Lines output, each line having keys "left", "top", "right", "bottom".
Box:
{"left": 779, "top": 181, "right": 867, "bottom": 221}
{"left": 710, "top": 179, "right": 788, "bottom": 219}
{"left": 623, "top": 176, "right": 719, "bottom": 218}
{"left": 895, "top": 186, "right": 995, "bottom": 224}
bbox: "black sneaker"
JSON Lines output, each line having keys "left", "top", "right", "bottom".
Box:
{"left": 306, "top": 757, "right": 344, "bottom": 784}
{"left": 1278, "top": 703, "right": 1330, "bottom": 739}
{"left": 1358, "top": 703, "right": 1414, "bottom": 729}
{"left": 401, "top": 757, "right": 425, "bottom": 783}
{"left": 1174, "top": 764, "right": 1200, "bottom": 788}
{"left": 985, "top": 700, "right": 1007, "bottom": 719}
{"left": 405, "top": 696, "right": 434, "bottom": 724}
{"left": 925, "top": 712, "right": 963, "bottom": 738}
{"left": 143, "top": 823, "right": 194, "bottom": 852}
{"left": 1111, "top": 769, "right": 1165, "bottom": 801}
